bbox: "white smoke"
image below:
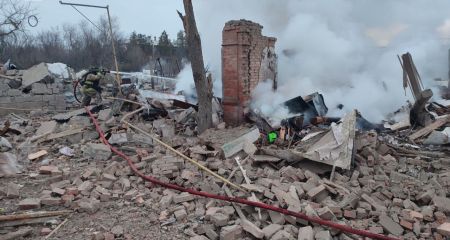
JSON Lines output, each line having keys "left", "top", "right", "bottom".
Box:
{"left": 174, "top": 64, "right": 223, "bottom": 102}
{"left": 187, "top": 0, "right": 450, "bottom": 122}
{"left": 174, "top": 64, "right": 194, "bottom": 94}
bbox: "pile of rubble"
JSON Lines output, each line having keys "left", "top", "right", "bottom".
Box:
{"left": 0, "top": 50, "right": 449, "bottom": 239}
{"left": 0, "top": 62, "right": 76, "bottom": 115}
{"left": 0, "top": 86, "right": 449, "bottom": 240}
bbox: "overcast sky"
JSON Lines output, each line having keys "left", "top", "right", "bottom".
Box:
{"left": 31, "top": 0, "right": 185, "bottom": 38}
{"left": 25, "top": 0, "right": 450, "bottom": 121}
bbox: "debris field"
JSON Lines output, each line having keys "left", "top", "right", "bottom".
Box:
{"left": 0, "top": 19, "right": 450, "bottom": 240}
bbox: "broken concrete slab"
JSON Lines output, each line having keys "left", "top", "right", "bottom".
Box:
{"left": 35, "top": 121, "right": 57, "bottom": 136}
{"left": 78, "top": 198, "right": 100, "bottom": 213}
{"left": 314, "top": 230, "right": 332, "bottom": 240}
{"left": 361, "top": 193, "right": 387, "bottom": 212}
{"left": 220, "top": 225, "right": 242, "bottom": 240}
{"left": 379, "top": 214, "right": 403, "bottom": 236}
{"left": 82, "top": 143, "right": 112, "bottom": 161}
{"left": 433, "top": 196, "right": 450, "bottom": 213}
{"left": 221, "top": 127, "right": 260, "bottom": 158}
{"left": 301, "top": 110, "right": 356, "bottom": 169}
{"left": 211, "top": 212, "right": 229, "bottom": 227}
{"left": 199, "top": 126, "right": 260, "bottom": 157}
{"left": 52, "top": 106, "right": 95, "bottom": 121}
{"left": 437, "top": 222, "right": 450, "bottom": 237}
{"left": 98, "top": 109, "right": 112, "bottom": 121}
{"left": 262, "top": 224, "right": 282, "bottom": 239}
{"left": 297, "top": 226, "right": 314, "bottom": 240}
{"left": 21, "top": 63, "right": 53, "bottom": 88}
{"left": 241, "top": 219, "right": 264, "bottom": 239}
{"left": 108, "top": 133, "right": 128, "bottom": 145}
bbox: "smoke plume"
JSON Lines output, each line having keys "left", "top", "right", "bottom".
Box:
{"left": 177, "top": 0, "right": 450, "bottom": 122}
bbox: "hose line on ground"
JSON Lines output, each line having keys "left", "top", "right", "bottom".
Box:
{"left": 85, "top": 107, "right": 398, "bottom": 240}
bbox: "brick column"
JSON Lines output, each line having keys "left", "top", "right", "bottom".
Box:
{"left": 222, "top": 20, "right": 277, "bottom": 126}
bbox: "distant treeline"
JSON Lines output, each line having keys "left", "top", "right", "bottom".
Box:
{"left": 0, "top": 17, "right": 188, "bottom": 73}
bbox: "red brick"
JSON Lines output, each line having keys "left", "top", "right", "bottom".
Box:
{"left": 344, "top": 210, "right": 357, "bottom": 219}
{"left": 400, "top": 219, "right": 413, "bottom": 230}
{"left": 40, "top": 228, "right": 52, "bottom": 236}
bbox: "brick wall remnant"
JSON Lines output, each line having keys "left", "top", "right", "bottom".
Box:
{"left": 222, "top": 19, "right": 277, "bottom": 126}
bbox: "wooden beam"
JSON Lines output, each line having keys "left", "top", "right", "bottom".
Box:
{"left": 409, "top": 115, "right": 450, "bottom": 141}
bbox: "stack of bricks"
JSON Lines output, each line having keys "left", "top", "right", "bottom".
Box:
{"left": 0, "top": 68, "right": 67, "bottom": 115}
{"left": 222, "top": 19, "right": 277, "bottom": 126}
{"left": 151, "top": 155, "right": 184, "bottom": 178}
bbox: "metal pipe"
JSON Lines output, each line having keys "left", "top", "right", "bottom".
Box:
{"left": 59, "top": 1, "right": 107, "bottom": 9}
{"left": 106, "top": 5, "right": 122, "bottom": 89}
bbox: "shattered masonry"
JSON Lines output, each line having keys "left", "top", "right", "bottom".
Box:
{"left": 222, "top": 20, "right": 277, "bottom": 126}
{"left": 0, "top": 63, "right": 67, "bottom": 115}
{"left": 2, "top": 20, "right": 450, "bottom": 240}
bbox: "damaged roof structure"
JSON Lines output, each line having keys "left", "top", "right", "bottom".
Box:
{"left": 0, "top": 18, "right": 450, "bottom": 240}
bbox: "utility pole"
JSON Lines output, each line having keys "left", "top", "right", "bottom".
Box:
{"left": 59, "top": 1, "right": 121, "bottom": 88}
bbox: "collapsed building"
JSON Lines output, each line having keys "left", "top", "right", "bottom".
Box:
{"left": 0, "top": 19, "right": 449, "bottom": 240}
{"left": 0, "top": 63, "right": 70, "bottom": 115}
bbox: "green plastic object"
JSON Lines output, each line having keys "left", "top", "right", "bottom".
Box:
{"left": 268, "top": 132, "right": 277, "bottom": 143}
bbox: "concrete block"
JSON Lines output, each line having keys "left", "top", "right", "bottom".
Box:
{"left": 174, "top": 208, "right": 187, "bottom": 221}
{"left": 241, "top": 219, "right": 264, "bottom": 239}
{"left": 7, "top": 89, "right": 21, "bottom": 96}
{"left": 298, "top": 226, "right": 314, "bottom": 240}
{"left": 18, "top": 198, "right": 41, "bottom": 210}
{"left": 379, "top": 214, "right": 403, "bottom": 236}
{"left": 82, "top": 144, "right": 112, "bottom": 161}
{"left": 211, "top": 213, "right": 229, "bottom": 227}
{"left": 307, "top": 185, "right": 328, "bottom": 202}
{"left": 35, "top": 121, "right": 57, "bottom": 136}
{"left": 262, "top": 224, "right": 282, "bottom": 239}
{"left": 31, "top": 83, "right": 52, "bottom": 95}
{"left": 433, "top": 196, "right": 450, "bottom": 213}
{"left": 220, "top": 225, "right": 242, "bottom": 240}
{"left": 173, "top": 192, "right": 195, "bottom": 203}
{"left": 437, "top": 222, "right": 450, "bottom": 237}
{"left": 22, "top": 63, "right": 53, "bottom": 88}
{"left": 315, "top": 230, "right": 331, "bottom": 240}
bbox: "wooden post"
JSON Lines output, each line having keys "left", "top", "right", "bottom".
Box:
{"left": 178, "top": 0, "right": 213, "bottom": 133}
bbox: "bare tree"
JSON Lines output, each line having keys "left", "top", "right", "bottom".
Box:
{"left": 178, "top": 0, "right": 213, "bottom": 133}
{"left": 0, "top": 0, "right": 34, "bottom": 39}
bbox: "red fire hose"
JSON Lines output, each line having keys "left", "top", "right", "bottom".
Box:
{"left": 85, "top": 107, "right": 398, "bottom": 240}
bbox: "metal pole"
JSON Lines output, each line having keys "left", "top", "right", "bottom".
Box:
{"left": 59, "top": 1, "right": 106, "bottom": 9}
{"left": 59, "top": 1, "right": 122, "bottom": 90}
{"left": 106, "top": 5, "right": 122, "bottom": 89}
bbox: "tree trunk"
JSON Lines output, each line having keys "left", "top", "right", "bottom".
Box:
{"left": 178, "top": 0, "right": 212, "bottom": 134}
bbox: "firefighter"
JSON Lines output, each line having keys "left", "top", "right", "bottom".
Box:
{"left": 81, "top": 71, "right": 104, "bottom": 106}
